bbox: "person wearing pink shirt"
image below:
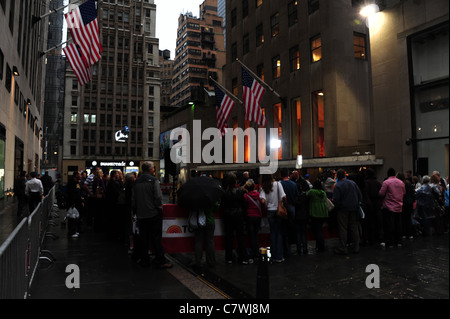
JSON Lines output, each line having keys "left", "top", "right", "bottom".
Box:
{"left": 379, "top": 168, "right": 406, "bottom": 248}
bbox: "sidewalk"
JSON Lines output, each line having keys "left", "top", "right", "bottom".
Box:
{"left": 26, "top": 203, "right": 449, "bottom": 300}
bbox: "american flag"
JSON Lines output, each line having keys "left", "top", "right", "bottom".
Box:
{"left": 65, "top": 0, "right": 102, "bottom": 66}
{"left": 214, "top": 84, "right": 236, "bottom": 136}
{"left": 242, "top": 67, "right": 266, "bottom": 127}
{"left": 63, "top": 43, "right": 92, "bottom": 86}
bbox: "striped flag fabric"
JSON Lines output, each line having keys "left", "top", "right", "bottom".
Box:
{"left": 214, "top": 84, "right": 236, "bottom": 136}
{"left": 241, "top": 67, "right": 267, "bottom": 127}
{"left": 65, "top": 0, "right": 102, "bottom": 66}
{"left": 63, "top": 43, "right": 92, "bottom": 86}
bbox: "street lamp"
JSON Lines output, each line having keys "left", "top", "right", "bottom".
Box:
{"left": 360, "top": 4, "right": 379, "bottom": 17}
{"left": 13, "top": 66, "right": 20, "bottom": 76}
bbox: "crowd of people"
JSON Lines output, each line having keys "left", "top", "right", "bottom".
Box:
{"left": 64, "top": 162, "right": 173, "bottom": 269}
{"left": 13, "top": 170, "right": 55, "bottom": 218}
{"left": 53, "top": 162, "right": 449, "bottom": 270}
{"left": 194, "top": 167, "right": 449, "bottom": 267}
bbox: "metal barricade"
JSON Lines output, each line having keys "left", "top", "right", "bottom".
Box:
{"left": 0, "top": 186, "right": 57, "bottom": 299}
{"left": 0, "top": 218, "right": 29, "bottom": 299}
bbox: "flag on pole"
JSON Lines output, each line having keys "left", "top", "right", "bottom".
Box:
{"left": 63, "top": 43, "right": 92, "bottom": 86}
{"left": 65, "top": 0, "right": 102, "bottom": 66}
{"left": 242, "top": 67, "right": 267, "bottom": 127}
{"left": 214, "top": 84, "right": 236, "bottom": 136}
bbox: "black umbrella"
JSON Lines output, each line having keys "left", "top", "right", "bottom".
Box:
{"left": 177, "top": 176, "right": 224, "bottom": 210}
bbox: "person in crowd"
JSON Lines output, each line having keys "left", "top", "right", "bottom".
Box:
{"left": 260, "top": 174, "right": 287, "bottom": 263}
{"left": 105, "top": 170, "right": 124, "bottom": 240}
{"left": 307, "top": 180, "right": 328, "bottom": 252}
{"left": 430, "top": 173, "right": 445, "bottom": 235}
{"left": 444, "top": 182, "right": 449, "bottom": 234}
{"left": 322, "top": 169, "right": 336, "bottom": 199}
{"left": 66, "top": 171, "right": 83, "bottom": 238}
{"left": 304, "top": 174, "right": 313, "bottom": 189}
{"left": 92, "top": 169, "right": 106, "bottom": 232}
{"left": 332, "top": 169, "right": 362, "bottom": 254}
{"left": 40, "top": 171, "right": 54, "bottom": 196}
{"left": 293, "top": 172, "right": 310, "bottom": 256}
{"left": 132, "top": 161, "right": 172, "bottom": 269}
{"left": 280, "top": 168, "right": 300, "bottom": 257}
{"left": 243, "top": 180, "right": 263, "bottom": 263}
{"left": 220, "top": 173, "right": 249, "bottom": 264}
{"left": 365, "top": 168, "right": 383, "bottom": 244}
{"left": 25, "top": 171, "right": 44, "bottom": 215}
{"left": 82, "top": 166, "right": 100, "bottom": 229}
{"left": 239, "top": 171, "right": 250, "bottom": 187}
{"left": 125, "top": 172, "right": 137, "bottom": 254}
{"left": 397, "top": 172, "right": 415, "bottom": 240}
{"left": 194, "top": 201, "right": 219, "bottom": 270}
{"left": 415, "top": 175, "right": 435, "bottom": 237}
{"left": 14, "top": 171, "right": 27, "bottom": 218}
{"left": 379, "top": 168, "right": 406, "bottom": 248}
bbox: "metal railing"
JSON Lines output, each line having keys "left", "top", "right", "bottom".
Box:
{"left": 0, "top": 186, "right": 57, "bottom": 299}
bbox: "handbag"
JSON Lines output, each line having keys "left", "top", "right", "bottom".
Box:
{"left": 359, "top": 202, "right": 365, "bottom": 219}
{"left": 326, "top": 198, "right": 335, "bottom": 212}
{"left": 276, "top": 182, "right": 288, "bottom": 219}
{"left": 188, "top": 210, "right": 206, "bottom": 231}
{"left": 66, "top": 206, "right": 80, "bottom": 219}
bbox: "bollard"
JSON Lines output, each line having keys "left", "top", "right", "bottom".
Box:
{"left": 256, "top": 247, "right": 269, "bottom": 299}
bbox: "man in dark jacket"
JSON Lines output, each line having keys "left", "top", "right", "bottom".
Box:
{"left": 14, "top": 171, "right": 27, "bottom": 218}
{"left": 132, "top": 161, "right": 172, "bottom": 269}
{"left": 333, "top": 169, "right": 363, "bottom": 254}
{"left": 66, "top": 171, "right": 83, "bottom": 238}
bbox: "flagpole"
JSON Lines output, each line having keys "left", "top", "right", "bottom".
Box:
{"left": 32, "top": 2, "right": 72, "bottom": 25}
{"left": 236, "top": 58, "right": 287, "bottom": 107}
{"left": 39, "top": 39, "right": 73, "bottom": 57}
{"left": 209, "top": 76, "right": 244, "bottom": 105}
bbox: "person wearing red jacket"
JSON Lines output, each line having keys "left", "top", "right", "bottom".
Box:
{"left": 243, "top": 180, "right": 263, "bottom": 263}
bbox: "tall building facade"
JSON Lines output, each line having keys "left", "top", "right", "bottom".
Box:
{"left": 366, "top": 0, "right": 449, "bottom": 177}
{"left": 62, "top": 0, "right": 161, "bottom": 182}
{"left": 170, "top": 0, "right": 226, "bottom": 107}
{"left": 0, "top": 1, "right": 49, "bottom": 197}
{"left": 224, "top": 0, "right": 379, "bottom": 176}
{"left": 159, "top": 49, "right": 174, "bottom": 107}
{"left": 42, "top": 0, "right": 65, "bottom": 174}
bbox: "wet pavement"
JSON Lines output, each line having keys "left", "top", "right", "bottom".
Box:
{"left": 1, "top": 196, "right": 448, "bottom": 312}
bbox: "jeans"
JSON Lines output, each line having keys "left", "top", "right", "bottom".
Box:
{"left": 310, "top": 217, "right": 325, "bottom": 251}
{"left": 295, "top": 219, "right": 308, "bottom": 254}
{"left": 382, "top": 208, "right": 403, "bottom": 246}
{"left": 337, "top": 209, "right": 360, "bottom": 252}
{"left": 224, "top": 214, "right": 247, "bottom": 262}
{"left": 267, "top": 210, "right": 284, "bottom": 260}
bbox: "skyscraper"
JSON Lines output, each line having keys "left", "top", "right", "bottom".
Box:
{"left": 62, "top": 0, "right": 161, "bottom": 181}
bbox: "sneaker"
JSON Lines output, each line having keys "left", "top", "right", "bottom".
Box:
{"left": 226, "top": 260, "right": 233, "bottom": 264}
{"left": 240, "top": 260, "right": 249, "bottom": 265}
{"left": 397, "top": 243, "right": 402, "bottom": 247}
{"left": 380, "top": 242, "right": 386, "bottom": 247}
{"left": 409, "top": 236, "right": 414, "bottom": 239}
{"left": 248, "top": 258, "right": 254, "bottom": 264}
{"left": 71, "top": 233, "right": 79, "bottom": 238}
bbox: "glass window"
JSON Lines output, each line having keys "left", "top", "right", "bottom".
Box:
{"left": 84, "top": 114, "right": 90, "bottom": 123}
{"left": 256, "top": 0, "right": 263, "bottom": 8}
{"left": 256, "top": 24, "right": 264, "bottom": 47}
{"left": 272, "top": 55, "right": 281, "bottom": 79}
{"left": 271, "top": 12, "right": 279, "bottom": 38}
{"left": 231, "top": 8, "right": 237, "bottom": 27}
{"left": 288, "top": 1, "right": 298, "bottom": 27}
{"left": 292, "top": 98, "right": 302, "bottom": 155}
{"left": 354, "top": 32, "right": 367, "bottom": 60}
{"left": 243, "top": 34, "right": 249, "bottom": 55}
{"left": 257, "top": 64, "right": 265, "bottom": 81}
{"left": 289, "top": 46, "right": 300, "bottom": 72}
{"left": 311, "top": 35, "right": 322, "bottom": 62}
{"left": 242, "top": 0, "right": 249, "bottom": 18}
{"left": 273, "top": 103, "right": 282, "bottom": 160}
{"left": 71, "top": 113, "right": 78, "bottom": 124}
{"left": 308, "top": 0, "right": 319, "bottom": 14}
{"left": 313, "top": 91, "right": 325, "bottom": 157}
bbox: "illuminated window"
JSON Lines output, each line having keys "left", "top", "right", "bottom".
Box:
{"left": 272, "top": 55, "right": 281, "bottom": 79}
{"left": 311, "top": 35, "right": 322, "bottom": 62}
{"left": 233, "top": 117, "right": 238, "bottom": 163}
{"left": 271, "top": 12, "right": 279, "bottom": 38}
{"left": 244, "top": 120, "right": 251, "bottom": 162}
{"left": 292, "top": 98, "right": 302, "bottom": 155}
{"left": 232, "top": 78, "right": 238, "bottom": 96}
{"left": 354, "top": 32, "right": 367, "bottom": 60}
{"left": 256, "top": 0, "right": 263, "bottom": 8}
{"left": 289, "top": 46, "right": 300, "bottom": 72}
{"left": 273, "top": 103, "right": 282, "bottom": 160}
{"left": 71, "top": 113, "right": 78, "bottom": 124}
{"left": 312, "top": 91, "right": 325, "bottom": 157}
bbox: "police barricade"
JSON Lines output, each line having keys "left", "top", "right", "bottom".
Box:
{"left": 0, "top": 186, "right": 56, "bottom": 299}
{"left": 0, "top": 217, "right": 29, "bottom": 299}
{"left": 161, "top": 204, "right": 338, "bottom": 254}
